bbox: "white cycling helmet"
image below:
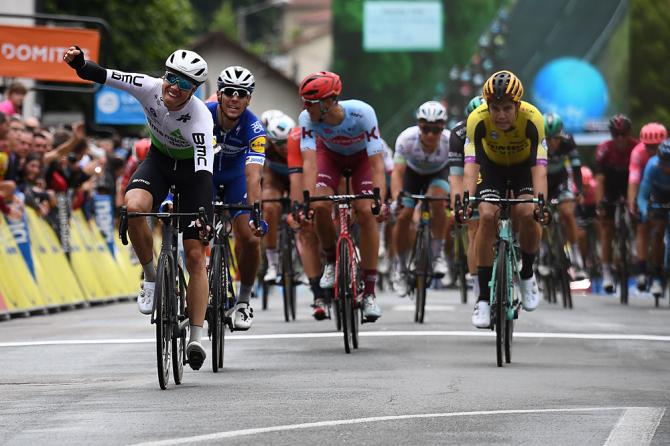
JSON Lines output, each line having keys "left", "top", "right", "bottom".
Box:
{"left": 416, "top": 100, "right": 447, "bottom": 122}
{"left": 217, "top": 66, "right": 255, "bottom": 93}
{"left": 165, "top": 49, "right": 208, "bottom": 85}
{"left": 260, "top": 109, "right": 286, "bottom": 127}
{"left": 266, "top": 115, "right": 296, "bottom": 142}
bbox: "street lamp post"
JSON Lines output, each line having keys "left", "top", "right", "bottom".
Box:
{"left": 236, "top": 0, "right": 291, "bottom": 48}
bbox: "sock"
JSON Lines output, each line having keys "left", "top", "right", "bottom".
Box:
{"left": 189, "top": 325, "right": 202, "bottom": 343}
{"left": 142, "top": 259, "right": 156, "bottom": 282}
{"left": 396, "top": 252, "right": 408, "bottom": 271}
{"left": 266, "top": 248, "right": 278, "bottom": 268}
{"left": 324, "top": 247, "right": 336, "bottom": 263}
{"left": 477, "top": 266, "right": 492, "bottom": 302}
{"left": 570, "top": 243, "right": 583, "bottom": 268}
{"left": 520, "top": 251, "right": 536, "bottom": 280}
{"left": 471, "top": 274, "right": 480, "bottom": 298}
{"left": 363, "top": 269, "right": 377, "bottom": 295}
{"left": 309, "top": 277, "right": 323, "bottom": 301}
{"left": 237, "top": 283, "right": 253, "bottom": 304}
{"left": 431, "top": 238, "right": 445, "bottom": 258}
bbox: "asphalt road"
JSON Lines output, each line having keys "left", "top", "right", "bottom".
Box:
{"left": 0, "top": 285, "right": 668, "bottom": 446}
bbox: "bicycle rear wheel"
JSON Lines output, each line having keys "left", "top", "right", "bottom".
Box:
{"left": 280, "top": 225, "right": 294, "bottom": 322}
{"left": 493, "top": 241, "right": 508, "bottom": 368}
{"left": 338, "top": 242, "right": 353, "bottom": 353}
{"left": 618, "top": 232, "right": 629, "bottom": 305}
{"left": 172, "top": 264, "right": 187, "bottom": 384}
{"left": 154, "top": 255, "right": 172, "bottom": 389}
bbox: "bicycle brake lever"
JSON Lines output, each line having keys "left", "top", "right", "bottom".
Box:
{"left": 119, "top": 206, "right": 129, "bottom": 245}
{"left": 372, "top": 187, "right": 381, "bottom": 215}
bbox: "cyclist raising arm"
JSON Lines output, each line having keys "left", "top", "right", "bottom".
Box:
{"left": 463, "top": 70, "right": 547, "bottom": 328}
{"left": 64, "top": 46, "right": 213, "bottom": 370}
{"left": 299, "top": 71, "right": 387, "bottom": 322}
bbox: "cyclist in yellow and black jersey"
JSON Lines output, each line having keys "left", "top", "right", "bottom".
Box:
{"left": 463, "top": 70, "right": 548, "bottom": 329}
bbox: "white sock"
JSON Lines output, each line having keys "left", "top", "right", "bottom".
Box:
{"left": 431, "top": 238, "right": 445, "bottom": 258}
{"left": 189, "top": 325, "right": 202, "bottom": 343}
{"left": 472, "top": 274, "right": 479, "bottom": 297}
{"left": 142, "top": 259, "right": 156, "bottom": 282}
{"left": 266, "top": 249, "right": 278, "bottom": 267}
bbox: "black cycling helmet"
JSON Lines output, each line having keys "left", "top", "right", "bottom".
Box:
{"left": 658, "top": 139, "right": 670, "bottom": 162}
{"left": 608, "top": 114, "right": 632, "bottom": 134}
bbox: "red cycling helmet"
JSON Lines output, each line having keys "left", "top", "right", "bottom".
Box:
{"left": 639, "top": 122, "right": 667, "bottom": 145}
{"left": 299, "top": 71, "right": 342, "bottom": 101}
{"left": 133, "top": 138, "right": 151, "bottom": 162}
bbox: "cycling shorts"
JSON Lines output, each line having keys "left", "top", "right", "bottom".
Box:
{"left": 316, "top": 141, "right": 372, "bottom": 195}
{"left": 548, "top": 174, "right": 575, "bottom": 203}
{"left": 401, "top": 166, "right": 450, "bottom": 208}
{"left": 477, "top": 160, "right": 533, "bottom": 200}
{"left": 126, "top": 148, "right": 213, "bottom": 240}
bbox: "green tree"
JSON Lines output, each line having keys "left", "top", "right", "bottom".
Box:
{"left": 630, "top": 0, "right": 670, "bottom": 127}
{"left": 42, "top": 0, "right": 196, "bottom": 72}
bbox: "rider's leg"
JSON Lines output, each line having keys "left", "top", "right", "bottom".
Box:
{"left": 514, "top": 199, "right": 541, "bottom": 279}
{"left": 125, "top": 189, "right": 155, "bottom": 280}
{"left": 354, "top": 198, "right": 379, "bottom": 294}
{"left": 476, "top": 202, "right": 498, "bottom": 301}
{"left": 233, "top": 213, "right": 260, "bottom": 303}
{"left": 559, "top": 199, "right": 583, "bottom": 268}
{"left": 183, "top": 239, "right": 208, "bottom": 327}
{"left": 427, "top": 182, "right": 448, "bottom": 262}
{"left": 261, "top": 177, "right": 282, "bottom": 280}
{"left": 394, "top": 206, "right": 415, "bottom": 268}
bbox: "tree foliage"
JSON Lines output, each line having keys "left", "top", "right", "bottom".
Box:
{"left": 630, "top": 0, "right": 670, "bottom": 126}
{"left": 42, "top": 0, "right": 196, "bottom": 72}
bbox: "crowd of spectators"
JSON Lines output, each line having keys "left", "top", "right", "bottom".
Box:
{"left": 0, "top": 81, "right": 137, "bottom": 235}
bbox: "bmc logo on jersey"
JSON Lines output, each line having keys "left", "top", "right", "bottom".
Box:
{"left": 192, "top": 132, "right": 208, "bottom": 167}
{"left": 250, "top": 136, "right": 266, "bottom": 154}
{"left": 111, "top": 71, "right": 143, "bottom": 87}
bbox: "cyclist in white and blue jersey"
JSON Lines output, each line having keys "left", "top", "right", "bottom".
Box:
{"left": 637, "top": 139, "right": 670, "bottom": 296}
{"left": 207, "top": 66, "right": 267, "bottom": 330}
{"left": 390, "top": 101, "right": 451, "bottom": 296}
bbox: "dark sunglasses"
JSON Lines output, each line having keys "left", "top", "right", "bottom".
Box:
{"left": 420, "top": 125, "right": 443, "bottom": 135}
{"left": 221, "top": 87, "right": 250, "bottom": 98}
{"left": 611, "top": 131, "right": 629, "bottom": 138}
{"left": 164, "top": 72, "right": 195, "bottom": 91}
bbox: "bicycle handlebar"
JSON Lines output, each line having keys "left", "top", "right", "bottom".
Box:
{"left": 398, "top": 191, "right": 447, "bottom": 202}
{"left": 459, "top": 191, "right": 548, "bottom": 224}
{"left": 118, "top": 206, "right": 208, "bottom": 246}
{"left": 302, "top": 187, "right": 381, "bottom": 216}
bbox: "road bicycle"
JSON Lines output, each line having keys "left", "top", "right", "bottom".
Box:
{"left": 119, "top": 187, "right": 207, "bottom": 389}
{"left": 537, "top": 199, "right": 573, "bottom": 309}
{"left": 462, "top": 189, "right": 546, "bottom": 367}
{"left": 303, "top": 169, "right": 381, "bottom": 353}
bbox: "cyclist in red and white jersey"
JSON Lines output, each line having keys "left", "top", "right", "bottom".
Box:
{"left": 299, "top": 71, "right": 387, "bottom": 322}
{"left": 594, "top": 114, "right": 639, "bottom": 292}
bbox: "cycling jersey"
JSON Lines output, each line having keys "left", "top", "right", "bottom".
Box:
{"left": 393, "top": 125, "right": 450, "bottom": 175}
{"left": 299, "top": 99, "right": 383, "bottom": 157}
{"left": 381, "top": 138, "right": 394, "bottom": 174}
{"left": 464, "top": 100, "right": 547, "bottom": 167}
{"left": 105, "top": 70, "right": 214, "bottom": 172}
{"left": 448, "top": 119, "right": 466, "bottom": 176}
{"left": 265, "top": 140, "right": 289, "bottom": 176}
{"left": 547, "top": 134, "right": 582, "bottom": 193}
{"left": 628, "top": 142, "right": 655, "bottom": 185}
{"left": 207, "top": 104, "right": 267, "bottom": 168}
{"left": 594, "top": 139, "right": 638, "bottom": 173}
{"left": 638, "top": 156, "right": 670, "bottom": 219}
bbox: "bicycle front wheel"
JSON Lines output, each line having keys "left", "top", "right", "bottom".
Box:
{"left": 413, "top": 227, "right": 430, "bottom": 324}
{"left": 209, "top": 245, "right": 225, "bottom": 372}
{"left": 155, "top": 255, "right": 172, "bottom": 389}
{"left": 172, "top": 264, "right": 187, "bottom": 384}
{"left": 338, "top": 241, "right": 353, "bottom": 353}
{"left": 493, "top": 241, "right": 508, "bottom": 368}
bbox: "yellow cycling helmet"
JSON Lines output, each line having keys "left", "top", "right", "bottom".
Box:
{"left": 483, "top": 70, "right": 524, "bottom": 103}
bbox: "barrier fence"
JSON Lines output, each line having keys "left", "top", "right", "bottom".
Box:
{"left": 0, "top": 194, "right": 140, "bottom": 320}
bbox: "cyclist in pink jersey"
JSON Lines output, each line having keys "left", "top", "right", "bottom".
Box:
{"left": 299, "top": 71, "right": 387, "bottom": 322}
{"left": 627, "top": 122, "right": 667, "bottom": 292}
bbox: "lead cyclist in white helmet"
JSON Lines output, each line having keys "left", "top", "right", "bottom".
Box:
{"left": 64, "top": 45, "right": 214, "bottom": 371}
{"left": 390, "top": 100, "right": 452, "bottom": 297}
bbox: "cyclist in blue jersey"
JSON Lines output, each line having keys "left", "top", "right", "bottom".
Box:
{"left": 299, "top": 71, "right": 387, "bottom": 322}
{"left": 207, "top": 66, "right": 267, "bottom": 330}
{"left": 64, "top": 46, "right": 214, "bottom": 370}
{"left": 637, "top": 139, "right": 670, "bottom": 296}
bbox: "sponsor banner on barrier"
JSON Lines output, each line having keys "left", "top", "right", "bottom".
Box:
{"left": 6, "top": 192, "right": 35, "bottom": 278}
{"left": 93, "top": 193, "right": 115, "bottom": 255}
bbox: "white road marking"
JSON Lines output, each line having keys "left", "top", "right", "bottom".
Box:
{"left": 391, "top": 304, "right": 455, "bottom": 312}
{"left": 126, "top": 406, "right": 648, "bottom": 446}
{"left": 603, "top": 407, "right": 665, "bottom": 446}
{"left": 1, "top": 331, "right": 670, "bottom": 348}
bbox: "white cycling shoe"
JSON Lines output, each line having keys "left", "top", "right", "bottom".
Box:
{"left": 471, "top": 301, "right": 491, "bottom": 328}
{"left": 264, "top": 263, "right": 278, "bottom": 283}
{"left": 229, "top": 302, "right": 254, "bottom": 331}
{"left": 432, "top": 256, "right": 449, "bottom": 278}
{"left": 137, "top": 281, "right": 155, "bottom": 315}
{"left": 186, "top": 340, "right": 206, "bottom": 371}
{"left": 520, "top": 275, "right": 540, "bottom": 311}
{"left": 362, "top": 294, "right": 382, "bottom": 321}
{"left": 650, "top": 279, "right": 663, "bottom": 297}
